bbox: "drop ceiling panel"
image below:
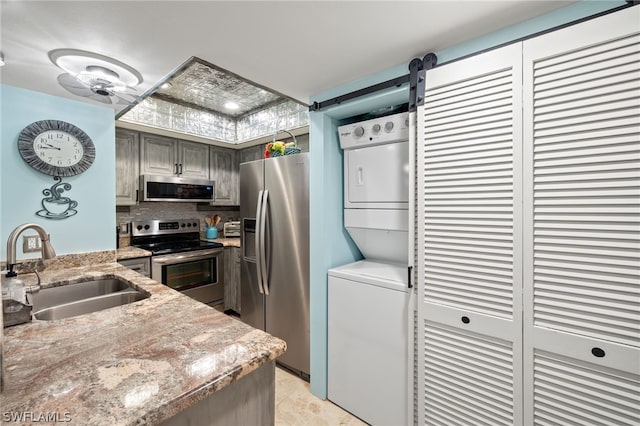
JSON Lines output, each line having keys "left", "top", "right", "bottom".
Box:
{"left": 155, "top": 60, "right": 283, "bottom": 117}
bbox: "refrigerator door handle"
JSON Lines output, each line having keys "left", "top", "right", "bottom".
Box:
{"left": 255, "top": 190, "right": 265, "bottom": 295}
{"left": 260, "top": 189, "right": 270, "bottom": 295}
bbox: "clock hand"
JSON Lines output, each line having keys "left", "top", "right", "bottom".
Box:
{"left": 45, "top": 143, "right": 61, "bottom": 150}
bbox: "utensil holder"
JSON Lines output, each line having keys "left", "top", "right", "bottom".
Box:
{"left": 206, "top": 227, "right": 218, "bottom": 239}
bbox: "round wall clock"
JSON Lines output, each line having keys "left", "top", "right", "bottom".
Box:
{"left": 17, "top": 120, "right": 95, "bottom": 177}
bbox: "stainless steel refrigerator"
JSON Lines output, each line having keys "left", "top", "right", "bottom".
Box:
{"left": 240, "top": 153, "right": 310, "bottom": 378}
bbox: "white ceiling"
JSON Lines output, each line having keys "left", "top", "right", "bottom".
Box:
{"left": 0, "top": 1, "right": 577, "bottom": 115}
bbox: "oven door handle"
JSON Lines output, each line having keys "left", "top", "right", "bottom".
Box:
{"left": 260, "top": 189, "right": 270, "bottom": 295}
{"left": 152, "top": 248, "right": 223, "bottom": 264}
{"left": 255, "top": 190, "right": 265, "bottom": 295}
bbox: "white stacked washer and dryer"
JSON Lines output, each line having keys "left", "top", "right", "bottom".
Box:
{"left": 328, "top": 111, "right": 410, "bottom": 425}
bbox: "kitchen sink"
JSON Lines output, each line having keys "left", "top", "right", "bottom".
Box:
{"left": 28, "top": 278, "right": 149, "bottom": 321}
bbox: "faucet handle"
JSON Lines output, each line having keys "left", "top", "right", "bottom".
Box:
{"left": 5, "top": 264, "right": 17, "bottom": 278}
{"left": 24, "top": 270, "right": 41, "bottom": 293}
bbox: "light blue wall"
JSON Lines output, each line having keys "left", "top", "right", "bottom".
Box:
{"left": 308, "top": 0, "right": 627, "bottom": 398}
{"left": 1, "top": 84, "right": 115, "bottom": 260}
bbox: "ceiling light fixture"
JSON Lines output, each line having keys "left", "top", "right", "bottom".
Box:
{"left": 49, "top": 49, "right": 142, "bottom": 86}
{"left": 0, "top": 52, "right": 5, "bottom": 67}
{"left": 224, "top": 101, "right": 239, "bottom": 110}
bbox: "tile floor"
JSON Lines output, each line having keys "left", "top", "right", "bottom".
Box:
{"left": 275, "top": 367, "right": 367, "bottom": 426}
{"left": 215, "top": 308, "right": 365, "bottom": 424}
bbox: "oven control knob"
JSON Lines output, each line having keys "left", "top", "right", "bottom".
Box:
{"left": 354, "top": 126, "right": 365, "bottom": 138}
{"left": 181, "top": 223, "right": 185, "bottom": 228}
{"left": 385, "top": 121, "right": 394, "bottom": 132}
{"left": 144, "top": 225, "right": 150, "bottom": 230}
{"left": 187, "top": 223, "right": 192, "bottom": 227}
{"left": 136, "top": 225, "right": 143, "bottom": 231}
{"left": 372, "top": 124, "right": 381, "bottom": 134}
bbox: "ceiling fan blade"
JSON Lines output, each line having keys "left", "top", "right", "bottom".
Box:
{"left": 113, "top": 91, "right": 141, "bottom": 105}
{"left": 58, "top": 73, "right": 114, "bottom": 104}
{"left": 57, "top": 73, "right": 93, "bottom": 94}
{"left": 87, "top": 93, "right": 114, "bottom": 104}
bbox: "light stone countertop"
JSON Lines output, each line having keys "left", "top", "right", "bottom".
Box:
{"left": 202, "top": 237, "right": 241, "bottom": 248}
{"left": 1, "top": 263, "right": 285, "bottom": 425}
{"left": 116, "top": 246, "right": 152, "bottom": 260}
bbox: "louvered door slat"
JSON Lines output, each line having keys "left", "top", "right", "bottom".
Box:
{"left": 534, "top": 72, "right": 640, "bottom": 106}
{"left": 425, "top": 134, "right": 513, "bottom": 153}
{"left": 523, "top": 7, "right": 640, "bottom": 424}
{"left": 536, "top": 98, "right": 639, "bottom": 123}
{"left": 423, "top": 322, "right": 515, "bottom": 426}
{"left": 535, "top": 33, "right": 638, "bottom": 69}
{"left": 534, "top": 352, "right": 640, "bottom": 425}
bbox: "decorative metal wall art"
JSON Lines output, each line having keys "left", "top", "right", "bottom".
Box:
{"left": 36, "top": 177, "right": 78, "bottom": 220}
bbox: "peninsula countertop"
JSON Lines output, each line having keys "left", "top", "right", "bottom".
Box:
{"left": 116, "top": 246, "right": 152, "bottom": 260}
{"left": 1, "top": 263, "right": 285, "bottom": 425}
{"left": 201, "top": 237, "right": 240, "bottom": 248}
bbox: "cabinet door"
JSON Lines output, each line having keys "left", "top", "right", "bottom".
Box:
{"left": 178, "top": 141, "right": 210, "bottom": 178}
{"left": 115, "top": 129, "right": 139, "bottom": 206}
{"left": 224, "top": 247, "right": 241, "bottom": 313}
{"left": 416, "top": 43, "right": 523, "bottom": 425}
{"left": 210, "top": 147, "right": 239, "bottom": 205}
{"left": 522, "top": 8, "right": 640, "bottom": 424}
{"left": 118, "top": 257, "right": 150, "bottom": 277}
{"left": 240, "top": 145, "right": 264, "bottom": 164}
{"left": 140, "top": 134, "right": 177, "bottom": 176}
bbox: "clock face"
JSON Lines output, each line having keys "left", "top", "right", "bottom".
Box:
{"left": 33, "top": 130, "right": 85, "bottom": 167}
{"left": 18, "top": 120, "right": 95, "bottom": 177}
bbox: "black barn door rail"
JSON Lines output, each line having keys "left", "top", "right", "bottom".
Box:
{"left": 309, "top": 1, "right": 637, "bottom": 114}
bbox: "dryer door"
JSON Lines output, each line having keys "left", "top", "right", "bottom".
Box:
{"left": 345, "top": 141, "right": 409, "bottom": 209}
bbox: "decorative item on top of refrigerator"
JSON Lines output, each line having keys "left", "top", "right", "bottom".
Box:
{"left": 264, "top": 129, "right": 302, "bottom": 158}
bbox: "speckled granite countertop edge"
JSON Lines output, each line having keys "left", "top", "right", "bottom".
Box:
{"left": 116, "top": 246, "right": 153, "bottom": 260}
{"left": 1, "top": 263, "right": 285, "bottom": 425}
{"left": 202, "top": 237, "right": 241, "bottom": 248}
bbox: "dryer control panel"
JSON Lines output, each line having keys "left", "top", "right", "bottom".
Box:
{"left": 338, "top": 112, "right": 409, "bottom": 150}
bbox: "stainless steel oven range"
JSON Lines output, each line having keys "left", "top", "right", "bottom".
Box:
{"left": 130, "top": 219, "right": 224, "bottom": 306}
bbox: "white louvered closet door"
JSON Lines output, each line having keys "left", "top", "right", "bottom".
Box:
{"left": 522, "top": 7, "right": 640, "bottom": 425}
{"left": 416, "top": 43, "right": 523, "bottom": 425}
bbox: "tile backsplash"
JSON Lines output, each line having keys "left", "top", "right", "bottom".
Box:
{"left": 116, "top": 202, "right": 239, "bottom": 247}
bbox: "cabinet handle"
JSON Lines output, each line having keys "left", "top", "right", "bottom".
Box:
{"left": 591, "top": 347, "right": 606, "bottom": 358}
{"left": 461, "top": 316, "right": 470, "bottom": 324}
{"left": 179, "top": 163, "right": 183, "bottom": 175}
{"left": 135, "top": 189, "right": 139, "bottom": 202}
{"left": 174, "top": 163, "right": 178, "bottom": 174}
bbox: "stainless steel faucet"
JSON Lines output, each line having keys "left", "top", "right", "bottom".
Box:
{"left": 2, "top": 223, "right": 56, "bottom": 392}
{"left": 5, "top": 223, "right": 56, "bottom": 277}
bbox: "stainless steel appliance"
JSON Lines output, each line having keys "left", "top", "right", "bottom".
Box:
{"left": 240, "top": 153, "right": 310, "bottom": 378}
{"left": 140, "top": 175, "right": 215, "bottom": 202}
{"left": 130, "top": 219, "right": 224, "bottom": 305}
{"left": 223, "top": 221, "right": 241, "bottom": 237}
{"left": 328, "top": 112, "right": 410, "bottom": 425}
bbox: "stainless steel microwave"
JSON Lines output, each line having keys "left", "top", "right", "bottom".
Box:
{"left": 140, "top": 175, "right": 215, "bottom": 202}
